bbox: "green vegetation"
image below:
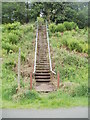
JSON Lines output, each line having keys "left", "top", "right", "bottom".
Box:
{"left": 2, "top": 2, "right": 88, "bottom": 28}
{"left": 49, "top": 22, "right": 77, "bottom": 33}
{"left": 1, "top": 2, "right": 88, "bottom": 109}
{"left": 2, "top": 22, "right": 35, "bottom": 108}
{"left": 2, "top": 21, "right": 88, "bottom": 109}
{"left": 49, "top": 25, "right": 88, "bottom": 53}
{"left": 2, "top": 90, "right": 88, "bottom": 108}
{"left": 49, "top": 26, "right": 88, "bottom": 108}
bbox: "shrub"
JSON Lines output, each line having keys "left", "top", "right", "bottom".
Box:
{"left": 12, "top": 30, "right": 23, "bottom": 38}
{"left": 37, "top": 17, "right": 44, "bottom": 25}
{"left": 70, "top": 83, "right": 88, "bottom": 97}
{"left": 23, "top": 25, "right": 34, "bottom": 33}
{"left": 63, "top": 22, "right": 73, "bottom": 30}
{"left": 5, "top": 61, "right": 16, "bottom": 69}
{"left": 21, "top": 52, "right": 26, "bottom": 61}
{"left": 8, "top": 32, "right": 19, "bottom": 44}
{"left": 75, "top": 26, "right": 79, "bottom": 31}
{"left": 83, "top": 44, "right": 88, "bottom": 53}
{"left": 56, "top": 24, "right": 65, "bottom": 32}
{"left": 2, "top": 41, "right": 12, "bottom": 53}
{"left": 2, "top": 41, "right": 18, "bottom": 53}
{"left": 70, "top": 22, "right": 77, "bottom": 29}
{"left": 5, "top": 22, "right": 20, "bottom": 31}
{"left": 49, "top": 23, "right": 56, "bottom": 33}
{"left": 2, "top": 82, "right": 17, "bottom": 100}
{"left": 23, "top": 90, "right": 40, "bottom": 100}
{"left": 54, "top": 32, "right": 61, "bottom": 37}
{"left": 61, "top": 36, "right": 69, "bottom": 46}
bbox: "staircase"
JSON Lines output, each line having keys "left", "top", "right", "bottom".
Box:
{"left": 34, "top": 22, "right": 55, "bottom": 92}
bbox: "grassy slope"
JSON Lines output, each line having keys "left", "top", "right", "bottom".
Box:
{"left": 2, "top": 23, "right": 88, "bottom": 108}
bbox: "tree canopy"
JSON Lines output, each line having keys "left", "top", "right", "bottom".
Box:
{"left": 2, "top": 2, "right": 88, "bottom": 28}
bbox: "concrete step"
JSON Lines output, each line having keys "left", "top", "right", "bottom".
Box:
{"left": 35, "top": 73, "right": 50, "bottom": 76}
{"left": 35, "top": 76, "right": 50, "bottom": 79}
{"left": 36, "top": 63, "right": 49, "bottom": 65}
{"left": 36, "top": 64, "right": 50, "bottom": 67}
{"left": 36, "top": 79, "right": 50, "bottom": 82}
{"left": 36, "top": 70, "right": 50, "bottom": 73}
{"left": 36, "top": 68, "right": 50, "bottom": 70}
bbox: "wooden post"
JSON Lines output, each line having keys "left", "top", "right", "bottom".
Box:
{"left": 57, "top": 71, "right": 60, "bottom": 89}
{"left": 30, "top": 72, "right": 32, "bottom": 90}
{"left": 18, "top": 48, "right": 21, "bottom": 90}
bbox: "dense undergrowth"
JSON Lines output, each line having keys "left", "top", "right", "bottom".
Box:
{"left": 2, "top": 22, "right": 35, "bottom": 107}
{"left": 1, "top": 21, "right": 88, "bottom": 108}
{"left": 49, "top": 22, "right": 88, "bottom": 53}
{"left": 49, "top": 23, "right": 88, "bottom": 100}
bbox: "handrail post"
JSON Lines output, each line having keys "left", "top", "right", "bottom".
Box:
{"left": 33, "top": 21, "right": 38, "bottom": 74}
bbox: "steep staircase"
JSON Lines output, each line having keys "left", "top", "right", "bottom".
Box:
{"left": 34, "top": 22, "right": 55, "bottom": 92}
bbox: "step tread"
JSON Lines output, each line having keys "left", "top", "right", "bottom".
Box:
{"left": 35, "top": 76, "right": 50, "bottom": 79}
{"left": 35, "top": 73, "right": 50, "bottom": 76}
{"left": 36, "top": 79, "right": 50, "bottom": 82}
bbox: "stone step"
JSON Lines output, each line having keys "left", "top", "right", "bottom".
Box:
{"left": 37, "top": 58, "right": 48, "bottom": 60}
{"left": 35, "top": 76, "right": 50, "bottom": 79}
{"left": 36, "top": 66, "right": 50, "bottom": 69}
{"left": 36, "top": 79, "right": 50, "bottom": 82}
{"left": 36, "top": 68, "right": 50, "bottom": 70}
{"left": 36, "top": 64, "right": 50, "bottom": 67}
{"left": 35, "top": 73, "right": 50, "bottom": 76}
{"left": 36, "top": 63, "right": 49, "bottom": 65}
{"left": 36, "top": 70, "right": 50, "bottom": 73}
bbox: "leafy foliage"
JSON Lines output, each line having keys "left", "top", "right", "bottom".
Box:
{"left": 49, "top": 23, "right": 56, "bottom": 33}
{"left": 2, "top": 2, "right": 88, "bottom": 28}
{"left": 56, "top": 24, "right": 65, "bottom": 32}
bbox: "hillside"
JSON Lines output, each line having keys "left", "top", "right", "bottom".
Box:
{"left": 1, "top": 22, "right": 88, "bottom": 108}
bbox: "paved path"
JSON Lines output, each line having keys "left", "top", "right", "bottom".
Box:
{"left": 0, "top": 107, "right": 88, "bottom": 118}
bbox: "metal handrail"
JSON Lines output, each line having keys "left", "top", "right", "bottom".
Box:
{"left": 46, "top": 21, "right": 56, "bottom": 75}
{"left": 33, "top": 21, "right": 38, "bottom": 74}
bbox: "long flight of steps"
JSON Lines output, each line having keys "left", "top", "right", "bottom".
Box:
{"left": 34, "top": 24, "right": 55, "bottom": 92}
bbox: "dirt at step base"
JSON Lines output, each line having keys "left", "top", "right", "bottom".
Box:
{"left": 34, "top": 82, "right": 56, "bottom": 92}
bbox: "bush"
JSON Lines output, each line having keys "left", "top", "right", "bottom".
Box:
{"left": 12, "top": 30, "right": 23, "bottom": 38}
{"left": 2, "top": 41, "right": 18, "bottom": 53}
{"left": 21, "top": 52, "right": 26, "bottom": 61}
{"left": 61, "top": 36, "right": 69, "bottom": 46}
{"left": 23, "top": 24, "right": 34, "bottom": 33}
{"left": 49, "top": 23, "right": 56, "bottom": 33}
{"left": 23, "top": 90, "right": 40, "bottom": 100}
{"left": 70, "top": 83, "right": 88, "bottom": 97}
{"left": 8, "top": 32, "right": 19, "bottom": 44}
{"left": 64, "top": 22, "right": 73, "bottom": 30}
{"left": 5, "top": 61, "right": 16, "bottom": 69}
{"left": 5, "top": 22, "right": 20, "bottom": 31}
{"left": 37, "top": 17, "right": 44, "bottom": 25}
{"left": 70, "top": 22, "right": 77, "bottom": 29}
{"left": 56, "top": 24, "right": 65, "bottom": 32}
{"left": 75, "top": 26, "right": 79, "bottom": 31}
{"left": 2, "top": 82, "right": 17, "bottom": 100}
{"left": 2, "top": 41, "right": 12, "bottom": 53}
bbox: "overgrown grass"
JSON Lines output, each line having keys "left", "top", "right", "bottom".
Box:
{"left": 2, "top": 22, "right": 35, "bottom": 108}
{"left": 2, "top": 90, "right": 88, "bottom": 108}
{"left": 49, "top": 29, "right": 88, "bottom": 53}
{"left": 49, "top": 27, "right": 88, "bottom": 108}
{"left": 2, "top": 22, "right": 88, "bottom": 109}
